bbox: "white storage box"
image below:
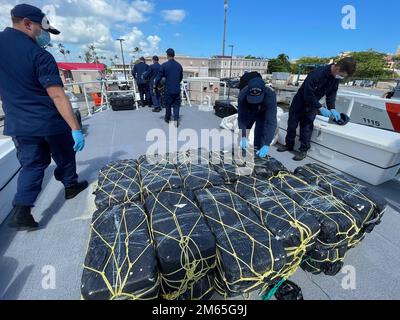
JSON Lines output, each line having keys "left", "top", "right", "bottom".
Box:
{"left": 0, "top": 138, "right": 20, "bottom": 225}
{"left": 278, "top": 113, "right": 400, "bottom": 185}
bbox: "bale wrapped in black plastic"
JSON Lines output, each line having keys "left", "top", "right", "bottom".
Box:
{"left": 81, "top": 203, "right": 159, "bottom": 300}
{"left": 177, "top": 149, "right": 225, "bottom": 191}
{"left": 270, "top": 173, "right": 363, "bottom": 249}
{"left": 139, "top": 162, "right": 182, "bottom": 197}
{"left": 194, "top": 186, "right": 287, "bottom": 298}
{"left": 234, "top": 176, "right": 321, "bottom": 278}
{"left": 145, "top": 190, "right": 216, "bottom": 300}
{"left": 209, "top": 150, "right": 240, "bottom": 184}
{"left": 178, "top": 272, "right": 215, "bottom": 300}
{"left": 294, "top": 163, "right": 387, "bottom": 233}
{"left": 250, "top": 156, "right": 288, "bottom": 179}
{"left": 301, "top": 244, "right": 348, "bottom": 276}
{"left": 94, "top": 159, "right": 141, "bottom": 209}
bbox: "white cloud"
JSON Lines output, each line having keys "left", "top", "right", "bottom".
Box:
{"left": 161, "top": 9, "right": 186, "bottom": 23}
{"left": 0, "top": 0, "right": 162, "bottom": 61}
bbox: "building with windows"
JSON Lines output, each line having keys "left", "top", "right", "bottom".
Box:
{"left": 208, "top": 56, "right": 269, "bottom": 79}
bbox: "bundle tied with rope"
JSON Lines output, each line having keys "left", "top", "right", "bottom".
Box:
{"left": 294, "top": 163, "right": 387, "bottom": 235}
{"left": 249, "top": 156, "right": 289, "bottom": 179}
{"left": 195, "top": 186, "right": 287, "bottom": 298}
{"left": 139, "top": 161, "right": 183, "bottom": 197}
{"left": 94, "top": 159, "right": 141, "bottom": 209}
{"left": 81, "top": 203, "right": 160, "bottom": 300}
{"left": 269, "top": 172, "right": 363, "bottom": 275}
{"left": 177, "top": 149, "right": 225, "bottom": 191}
{"left": 145, "top": 190, "right": 216, "bottom": 300}
{"left": 233, "top": 176, "right": 321, "bottom": 279}
{"left": 209, "top": 150, "right": 241, "bottom": 184}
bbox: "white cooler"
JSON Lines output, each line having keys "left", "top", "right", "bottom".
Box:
{"left": 278, "top": 113, "right": 400, "bottom": 186}
{"left": 0, "top": 138, "right": 20, "bottom": 225}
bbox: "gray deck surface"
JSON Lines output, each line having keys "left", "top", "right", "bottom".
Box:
{"left": 0, "top": 106, "right": 399, "bottom": 300}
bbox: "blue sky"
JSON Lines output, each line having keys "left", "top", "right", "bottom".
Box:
{"left": 151, "top": 0, "right": 400, "bottom": 59}
{"left": 1, "top": 0, "right": 399, "bottom": 61}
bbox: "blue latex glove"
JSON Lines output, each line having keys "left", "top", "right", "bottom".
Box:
{"left": 320, "top": 107, "right": 332, "bottom": 118}
{"left": 72, "top": 130, "right": 85, "bottom": 152}
{"left": 240, "top": 137, "right": 249, "bottom": 150}
{"left": 331, "top": 109, "right": 341, "bottom": 121}
{"left": 257, "top": 145, "right": 270, "bottom": 158}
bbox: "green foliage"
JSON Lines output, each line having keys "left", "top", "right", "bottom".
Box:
{"left": 268, "top": 53, "right": 291, "bottom": 73}
{"left": 350, "top": 50, "right": 393, "bottom": 79}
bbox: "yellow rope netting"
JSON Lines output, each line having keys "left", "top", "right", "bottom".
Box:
{"left": 82, "top": 203, "right": 160, "bottom": 300}
{"left": 145, "top": 190, "right": 217, "bottom": 300}
{"left": 296, "top": 164, "right": 385, "bottom": 228}
{"left": 270, "top": 172, "right": 362, "bottom": 249}
{"left": 95, "top": 160, "right": 142, "bottom": 208}
{"left": 139, "top": 162, "right": 182, "bottom": 196}
{"left": 195, "top": 186, "right": 288, "bottom": 298}
{"left": 233, "top": 175, "right": 321, "bottom": 280}
{"left": 85, "top": 151, "right": 385, "bottom": 299}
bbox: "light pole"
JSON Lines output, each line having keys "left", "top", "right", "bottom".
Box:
{"left": 222, "top": 0, "right": 228, "bottom": 56}
{"left": 228, "top": 44, "right": 234, "bottom": 101}
{"left": 116, "top": 38, "right": 127, "bottom": 81}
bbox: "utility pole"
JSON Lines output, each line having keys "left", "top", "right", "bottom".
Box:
{"left": 228, "top": 44, "right": 234, "bottom": 101}
{"left": 116, "top": 38, "right": 127, "bottom": 81}
{"left": 222, "top": 0, "right": 228, "bottom": 56}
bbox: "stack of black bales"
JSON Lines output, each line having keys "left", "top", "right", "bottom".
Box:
{"left": 269, "top": 172, "right": 364, "bottom": 275}
{"left": 81, "top": 203, "right": 159, "bottom": 300}
{"left": 195, "top": 186, "right": 287, "bottom": 298}
{"left": 294, "top": 163, "right": 387, "bottom": 241}
{"left": 145, "top": 190, "right": 216, "bottom": 300}
{"left": 234, "top": 176, "right": 321, "bottom": 278}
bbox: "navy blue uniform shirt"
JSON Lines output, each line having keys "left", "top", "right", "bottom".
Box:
{"left": 156, "top": 59, "right": 183, "bottom": 95}
{"left": 238, "top": 86, "right": 278, "bottom": 147}
{"left": 0, "top": 27, "right": 69, "bottom": 137}
{"left": 132, "top": 62, "right": 149, "bottom": 85}
{"left": 295, "top": 64, "right": 340, "bottom": 110}
{"left": 148, "top": 62, "right": 161, "bottom": 82}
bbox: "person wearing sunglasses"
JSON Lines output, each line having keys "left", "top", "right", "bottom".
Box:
{"left": 238, "top": 77, "right": 278, "bottom": 158}
{"left": 0, "top": 4, "right": 88, "bottom": 231}
{"left": 278, "top": 57, "right": 357, "bottom": 161}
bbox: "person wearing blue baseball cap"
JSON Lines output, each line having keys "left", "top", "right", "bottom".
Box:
{"left": 155, "top": 48, "right": 183, "bottom": 126}
{"left": 238, "top": 77, "right": 278, "bottom": 158}
{"left": 0, "top": 4, "right": 88, "bottom": 231}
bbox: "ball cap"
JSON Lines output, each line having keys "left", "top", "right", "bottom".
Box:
{"left": 247, "top": 78, "right": 266, "bottom": 104}
{"left": 166, "top": 48, "right": 175, "bottom": 57}
{"left": 11, "top": 4, "right": 60, "bottom": 35}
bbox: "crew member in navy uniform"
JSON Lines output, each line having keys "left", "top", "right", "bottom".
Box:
{"left": 132, "top": 57, "right": 150, "bottom": 107}
{"left": 238, "top": 78, "right": 278, "bottom": 158}
{"left": 278, "top": 57, "right": 357, "bottom": 161}
{"left": 148, "top": 55, "right": 162, "bottom": 112}
{"left": 155, "top": 48, "right": 183, "bottom": 127}
{"left": 0, "top": 4, "right": 88, "bottom": 231}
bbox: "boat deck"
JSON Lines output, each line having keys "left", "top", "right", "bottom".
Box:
{"left": 0, "top": 106, "right": 399, "bottom": 300}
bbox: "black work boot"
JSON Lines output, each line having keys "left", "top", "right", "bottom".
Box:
{"left": 152, "top": 107, "right": 162, "bottom": 113}
{"left": 277, "top": 145, "right": 294, "bottom": 153}
{"left": 164, "top": 118, "right": 170, "bottom": 124}
{"left": 65, "top": 181, "right": 89, "bottom": 200}
{"left": 9, "top": 205, "right": 39, "bottom": 231}
{"left": 293, "top": 151, "right": 307, "bottom": 161}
